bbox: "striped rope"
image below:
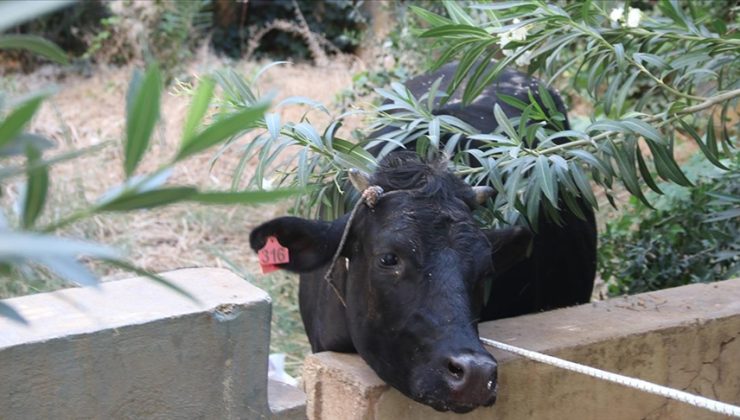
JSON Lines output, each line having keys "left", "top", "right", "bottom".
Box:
{"left": 480, "top": 337, "right": 740, "bottom": 418}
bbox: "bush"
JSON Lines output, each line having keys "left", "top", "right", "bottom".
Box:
{"left": 0, "top": 1, "right": 108, "bottom": 71}
{"left": 599, "top": 155, "right": 739, "bottom": 295}
{"left": 210, "top": 0, "right": 368, "bottom": 61}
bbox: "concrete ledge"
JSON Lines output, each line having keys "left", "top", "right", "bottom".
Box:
{"left": 0, "top": 268, "right": 305, "bottom": 419}
{"left": 303, "top": 279, "right": 740, "bottom": 419}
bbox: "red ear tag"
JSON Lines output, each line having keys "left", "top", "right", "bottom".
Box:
{"left": 258, "top": 236, "right": 290, "bottom": 274}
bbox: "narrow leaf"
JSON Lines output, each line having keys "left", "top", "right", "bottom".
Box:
{"left": 0, "top": 133, "right": 53, "bottom": 156}
{"left": 37, "top": 255, "right": 99, "bottom": 287}
{"left": 104, "top": 259, "right": 200, "bottom": 303}
{"left": 494, "top": 104, "right": 519, "bottom": 142}
{"left": 677, "top": 118, "right": 727, "bottom": 169}
{"left": 182, "top": 76, "right": 215, "bottom": 143}
{"left": 176, "top": 103, "right": 269, "bottom": 161}
{"left": 635, "top": 146, "right": 663, "bottom": 194}
{"left": 99, "top": 187, "right": 197, "bottom": 212}
{"left": 125, "top": 65, "right": 162, "bottom": 177}
{"left": 22, "top": 145, "right": 48, "bottom": 228}
{"left": 568, "top": 162, "right": 598, "bottom": 209}
{"left": 0, "top": 95, "right": 45, "bottom": 148}
{"left": 536, "top": 155, "right": 557, "bottom": 206}
{"left": 0, "top": 34, "right": 68, "bottom": 64}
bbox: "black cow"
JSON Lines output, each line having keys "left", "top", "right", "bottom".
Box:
{"left": 250, "top": 62, "right": 597, "bottom": 413}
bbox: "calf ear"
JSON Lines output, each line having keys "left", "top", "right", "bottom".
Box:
{"left": 250, "top": 215, "right": 348, "bottom": 273}
{"left": 484, "top": 226, "right": 533, "bottom": 274}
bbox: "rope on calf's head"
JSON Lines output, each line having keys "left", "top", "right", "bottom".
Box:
{"left": 323, "top": 185, "right": 385, "bottom": 308}
{"left": 480, "top": 337, "right": 740, "bottom": 418}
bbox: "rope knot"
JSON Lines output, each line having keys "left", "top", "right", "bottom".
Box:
{"left": 362, "top": 185, "right": 384, "bottom": 208}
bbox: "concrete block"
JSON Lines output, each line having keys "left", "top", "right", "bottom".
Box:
{"left": 0, "top": 268, "right": 298, "bottom": 420}
{"left": 303, "top": 279, "right": 740, "bottom": 419}
{"left": 269, "top": 379, "right": 307, "bottom": 420}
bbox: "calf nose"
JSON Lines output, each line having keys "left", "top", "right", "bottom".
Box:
{"left": 445, "top": 353, "right": 498, "bottom": 405}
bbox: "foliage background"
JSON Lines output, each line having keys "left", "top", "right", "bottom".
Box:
{"left": 1, "top": 0, "right": 738, "bottom": 372}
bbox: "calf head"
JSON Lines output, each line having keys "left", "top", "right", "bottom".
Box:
{"left": 250, "top": 152, "right": 531, "bottom": 413}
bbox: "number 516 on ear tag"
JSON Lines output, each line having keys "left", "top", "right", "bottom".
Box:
{"left": 258, "top": 236, "right": 290, "bottom": 274}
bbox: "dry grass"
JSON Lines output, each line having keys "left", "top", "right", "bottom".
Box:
{"left": 2, "top": 54, "right": 364, "bottom": 372}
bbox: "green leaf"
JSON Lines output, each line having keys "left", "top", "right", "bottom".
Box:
{"left": 176, "top": 103, "right": 269, "bottom": 161}
{"left": 444, "top": 0, "right": 476, "bottom": 25}
{"left": 99, "top": 187, "right": 197, "bottom": 212}
{"left": 447, "top": 41, "right": 493, "bottom": 101}
{"left": 568, "top": 162, "right": 597, "bottom": 209}
{"left": 536, "top": 155, "right": 557, "bottom": 206}
{"left": 676, "top": 118, "right": 727, "bottom": 169}
{"left": 265, "top": 113, "right": 281, "bottom": 140}
{"left": 635, "top": 146, "right": 663, "bottom": 194}
{"left": 0, "top": 34, "right": 68, "bottom": 64}
{"left": 409, "top": 5, "right": 452, "bottom": 26}
{"left": 182, "top": 76, "right": 215, "bottom": 143}
{"left": 0, "top": 133, "right": 53, "bottom": 156}
{"left": 497, "top": 94, "right": 529, "bottom": 111}
{"left": 22, "top": 145, "right": 49, "bottom": 228}
{"left": 189, "top": 188, "right": 299, "bottom": 204}
{"left": 632, "top": 53, "right": 670, "bottom": 71}
{"left": 644, "top": 139, "right": 692, "bottom": 187}
{"left": 125, "top": 65, "right": 162, "bottom": 177}
{"left": 333, "top": 138, "right": 375, "bottom": 172}
{"left": 38, "top": 255, "right": 99, "bottom": 287}
{"left": 611, "top": 140, "right": 652, "bottom": 207}
{"left": 622, "top": 118, "right": 664, "bottom": 144}
{"left": 0, "top": 141, "right": 110, "bottom": 181}
{"left": 0, "top": 95, "right": 45, "bottom": 148}
{"left": 419, "top": 24, "right": 490, "bottom": 40}
{"left": 614, "top": 43, "right": 625, "bottom": 71}
{"left": 493, "top": 104, "right": 519, "bottom": 143}
{"left": 706, "top": 113, "right": 719, "bottom": 161}
{"left": 472, "top": 1, "right": 536, "bottom": 10}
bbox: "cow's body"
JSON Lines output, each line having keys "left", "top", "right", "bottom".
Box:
{"left": 251, "top": 62, "right": 597, "bottom": 413}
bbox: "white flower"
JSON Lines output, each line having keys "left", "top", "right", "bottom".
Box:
{"left": 498, "top": 18, "right": 529, "bottom": 50}
{"left": 609, "top": 7, "right": 624, "bottom": 22}
{"left": 626, "top": 7, "right": 642, "bottom": 28}
{"left": 498, "top": 31, "right": 512, "bottom": 49}
{"left": 510, "top": 18, "right": 529, "bottom": 42}
{"left": 515, "top": 50, "right": 533, "bottom": 67}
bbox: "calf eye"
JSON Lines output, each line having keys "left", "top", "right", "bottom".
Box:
{"left": 379, "top": 253, "right": 399, "bottom": 266}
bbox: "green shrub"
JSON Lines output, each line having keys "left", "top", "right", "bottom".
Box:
{"left": 599, "top": 154, "right": 739, "bottom": 296}
{"left": 211, "top": 0, "right": 368, "bottom": 60}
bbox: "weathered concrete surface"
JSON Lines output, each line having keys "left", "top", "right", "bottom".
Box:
{"left": 270, "top": 379, "right": 308, "bottom": 420}
{"left": 0, "top": 267, "right": 304, "bottom": 420}
{"left": 303, "top": 278, "right": 740, "bottom": 419}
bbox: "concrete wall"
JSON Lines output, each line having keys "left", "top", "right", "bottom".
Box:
{"left": 303, "top": 279, "right": 740, "bottom": 419}
{"left": 0, "top": 268, "right": 306, "bottom": 420}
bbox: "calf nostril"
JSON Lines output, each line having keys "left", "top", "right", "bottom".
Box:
{"left": 447, "top": 360, "right": 465, "bottom": 379}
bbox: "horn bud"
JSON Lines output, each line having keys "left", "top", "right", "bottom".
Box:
{"left": 348, "top": 168, "right": 371, "bottom": 191}
{"left": 472, "top": 186, "right": 495, "bottom": 204}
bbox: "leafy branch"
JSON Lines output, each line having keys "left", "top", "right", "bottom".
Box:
{"left": 0, "top": 31, "right": 296, "bottom": 322}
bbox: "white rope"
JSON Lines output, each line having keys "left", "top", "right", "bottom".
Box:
{"left": 480, "top": 337, "right": 740, "bottom": 418}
